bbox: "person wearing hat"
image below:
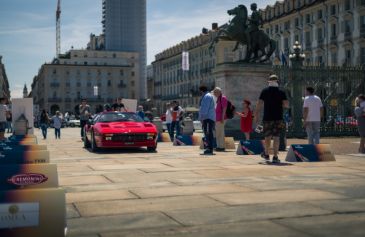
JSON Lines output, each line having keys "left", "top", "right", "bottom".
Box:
{"left": 235, "top": 99, "right": 253, "bottom": 140}
{"left": 254, "top": 74, "right": 289, "bottom": 163}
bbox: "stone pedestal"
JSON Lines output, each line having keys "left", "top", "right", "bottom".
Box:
{"left": 213, "top": 63, "right": 272, "bottom": 138}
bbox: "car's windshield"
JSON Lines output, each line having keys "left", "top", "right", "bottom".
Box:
{"left": 97, "top": 112, "right": 144, "bottom": 123}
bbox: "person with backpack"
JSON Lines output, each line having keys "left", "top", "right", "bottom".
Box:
{"left": 213, "top": 87, "right": 228, "bottom": 151}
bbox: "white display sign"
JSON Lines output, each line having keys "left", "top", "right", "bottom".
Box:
{"left": 11, "top": 98, "right": 34, "bottom": 134}
{"left": 0, "top": 202, "right": 39, "bottom": 229}
{"left": 122, "top": 99, "right": 138, "bottom": 113}
{"left": 182, "top": 51, "right": 189, "bottom": 71}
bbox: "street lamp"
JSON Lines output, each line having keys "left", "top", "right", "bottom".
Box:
{"left": 289, "top": 41, "right": 306, "bottom": 137}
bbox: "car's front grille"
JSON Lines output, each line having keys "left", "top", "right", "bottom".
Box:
{"left": 111, "top": 134, "right": 147, "bottom": 142}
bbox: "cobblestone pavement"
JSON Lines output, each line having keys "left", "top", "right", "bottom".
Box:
{"left": 35, "top": 128, "right": 365, "bottom": 237}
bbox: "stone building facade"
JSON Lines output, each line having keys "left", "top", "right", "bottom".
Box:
{"left": 260, "top": 0, "right": 365, "bottom": 65}
{"left": 0, "top": 56, "right": 10, "bottom": 99}
{"left": 31, "top": 49, "right": 139, "bottom": 115}
{"left": 152, "top": 29, "right": 243, "bottom": 115}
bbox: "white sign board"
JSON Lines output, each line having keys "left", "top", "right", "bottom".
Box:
{"left": 11, "top": 98, "right": 34, "bottom": 134}
{"left": 0, "top": 202, "right": 39, "bottom": 229}
{"left": 122, "top": 99, "right": 138, "bottom": 113}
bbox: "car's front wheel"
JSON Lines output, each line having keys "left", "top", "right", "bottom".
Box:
{"left": 91, "top": 131, "right": 99, "bottom": 152}
{"left": 84, "top": 132, "right": 91, "bottom": 148}
{"left": 147, "top": 145, "right": 157, "bottom": 152}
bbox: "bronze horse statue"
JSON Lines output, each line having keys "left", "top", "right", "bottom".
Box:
{"left": 209, "top": 5, "right": 276, "bottom": 63}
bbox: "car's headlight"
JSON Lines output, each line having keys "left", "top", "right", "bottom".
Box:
{"left": 147, "top": 133, "right": 156, "bottom": 140}
{"left": 104, "top": 134, "right": 113, "bottom": 140}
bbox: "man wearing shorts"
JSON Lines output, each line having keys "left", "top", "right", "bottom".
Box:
{"left": 254, "top": 75, "right": 289, "bottom": 163}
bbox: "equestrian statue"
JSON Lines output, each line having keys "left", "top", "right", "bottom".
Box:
{"left": 209, "top": 3, "right": 276, "bottom": 63}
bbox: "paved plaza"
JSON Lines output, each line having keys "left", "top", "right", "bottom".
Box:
{"left": 34, "top": 128, "right": 365, "bottom": 237}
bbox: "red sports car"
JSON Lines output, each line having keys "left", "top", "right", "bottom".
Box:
{"left": 83, "top": 112, "right": 158, "bottom": 152}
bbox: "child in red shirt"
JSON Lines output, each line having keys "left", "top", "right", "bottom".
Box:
{"left": 235, "top": 99, "right": 253, "bottom": 140}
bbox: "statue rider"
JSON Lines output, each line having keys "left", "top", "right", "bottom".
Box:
{"left": 245, "top": 3, "right": 263, "bottom": 51}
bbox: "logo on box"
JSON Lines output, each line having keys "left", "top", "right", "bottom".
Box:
{"left": 7, "top": 173, "right": 48, "bottom": 186}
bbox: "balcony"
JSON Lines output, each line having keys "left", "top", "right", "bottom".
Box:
{"left": 50, "top": 82, "right": 60, "bottom": 88}
{"left": 48, "top": 98, "right": 62, "bottom": 103}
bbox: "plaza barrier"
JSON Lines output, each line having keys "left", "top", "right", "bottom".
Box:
{"left": 0, "top": 136, "right": 67, "bottom": 237}
{"left": 236, "top": 140, "right": 265, "bottom": 155}
{"left": 173, "top": 134, "right": 202, "bottom": 146}
{"left": 285, "top": 144, "right": 336, "bottom": 162}
{"left": 157, "top": 133, "right": 171, "bottom": 142}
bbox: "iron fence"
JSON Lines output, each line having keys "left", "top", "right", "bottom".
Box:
{"left": 273, "top": 65, "right": 365, "bottom": 137}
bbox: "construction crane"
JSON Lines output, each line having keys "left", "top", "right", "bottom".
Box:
{"left": 56, "top": 0, "right": 61, "bottom": 57}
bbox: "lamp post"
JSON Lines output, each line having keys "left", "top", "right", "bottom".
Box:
{"left": 289, "top": 41, "right": 305, "bottom": 137}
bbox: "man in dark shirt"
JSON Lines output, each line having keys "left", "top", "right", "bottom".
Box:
{"left": 254, "top": 75, "right": 289, "bottom": 163}
{"left": 112, "top": 98, "right": 126, "bottom": 112}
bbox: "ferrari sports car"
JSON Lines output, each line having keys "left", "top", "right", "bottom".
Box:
{"left": 83, "top": 112, "right": 158, "bottom": 152}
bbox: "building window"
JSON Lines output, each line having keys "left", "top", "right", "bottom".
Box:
{"left": 317, "top": 10, "right": 322, "bottom": 19}
{"left": 131, "top": 81, "right": 135, "bottom": 87}
{"left": 113, "top": 53, "right": 116, "bottom": 58}
{"left": 361, "top": 48, "right": 365, "bottom": 64}
{"left": 331, "top": 52, "right": 337, "bottom": 65}
{"left": 296, "top": 0, "right": 301, "bottom": 8}
{"left": 131, "top": 71, "right": 135, "bottom": 77}
{"left": 345, "top": 50, "right": 352, "bottom": 64}
{"left": 331, "top": 24, "right": 337, "bottom": 37}
{"left": 344, "top": 20, "right": 352, "bottom": 33}
{"left": 84, "top": 61, "right": 88, "bottom": 65}
{"left": 295, "top": 34, "right": 299, "bottom": 42}
{"left": 345, "top": 0, "right": 351, "bottom": 10}
{"left": 275, "top": 25, "right": 279, "bottom": 33}
{"left": 330, "top": 5, "right": 336, "bottom": 15}
{"left": 107, "top": 80, "right": 111, "bottom": 86}
{"left": 317, "top": 28, "right": 323, "bottom": 41}
{"left": 305, "top": 31, "right": 311, "bottom": 45}
{"left": 306, "top": 14, "right": 311, "bottom": 24}
{"left": 361, "top": 15, "right": 365, "bottom": 28}
{"left": 53, "top": 69, "right": 57, "bottom": 74}
{"left": 361, "top": 0, "right": 365, "bottom": 6}
{"left": 284, "top": 38, "right": 289, "bottom": 52}
{"left": 120, "top": 70, "right": 124, "bottom": 76}
{"left": 295, "top": 18, "right": 299, "bottom": 27}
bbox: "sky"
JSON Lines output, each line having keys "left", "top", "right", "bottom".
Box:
{"left": 0, "top": 0, "right": 273, "bottom": 98}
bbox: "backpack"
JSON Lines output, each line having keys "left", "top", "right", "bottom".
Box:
{"left": 225, "top": 100, "right": 235, "bottom": 119}
{"left": 219, "top": 96, "right": 235, "bottom": 119}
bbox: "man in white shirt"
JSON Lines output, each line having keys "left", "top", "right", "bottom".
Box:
{"left": 303, "top": 87, "right": 323, "bottom": 144}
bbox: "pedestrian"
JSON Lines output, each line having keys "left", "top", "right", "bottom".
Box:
{"left": 112, "top": 97, "right": 126, "bottom": 112}
{"left": 354, "top": 95, "right": 365, "bottom": 153}
{"left": 165, "top": 102, "right": 173, "bottom": 140}
{"left": 170, "top": 101, "right": 184, "bottom": 140}
{"left": 79, "top": 99, "right": 91, "bottom": 140}
{"left": 235, "top": 99, "right": 253, "bottom": 140}
{"left": 0, "top": 98, "right": 9, "bottom": 141}
{"left": 254, "top": 74, "right": 289, "bottom": 163}
{"left": 303, "top": 87, "right": 324, "bottom": 144}
{"left": 52, "top": 111, "right": 62, "bottom": 139}
{"left": 137, "top": 105, "right": 145, "bottom": 119}
{"left": 39, "top": 109, "right": 50, "bottom": 139}
{"left": 6, "top": 110, "right": 12, "bottom": 133}
{"left": 213, "top": 87, "right": 228, "bottom": 151}
{"left": 199, "top": 85, "right": 216, "bottom": 155}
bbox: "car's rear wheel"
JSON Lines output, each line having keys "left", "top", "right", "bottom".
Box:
{"left": 70, "top": 123, "right": 75, "bottom": 127}
{"left": 91, "top": 131, "right": 99, "bottom": 152}
{"left": 147, "top": 145, "right": 157, "bottom": 152}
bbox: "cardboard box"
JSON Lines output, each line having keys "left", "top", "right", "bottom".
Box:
{"left": 0, "top": 188, "right": 66, "bottom": 237}
{"left": 0, "top": 164, "right": 58, "bottom": 190}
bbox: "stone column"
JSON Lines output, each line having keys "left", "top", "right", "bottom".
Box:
{"left": 213, "top": 63, "right": 272, "bottom": 138}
